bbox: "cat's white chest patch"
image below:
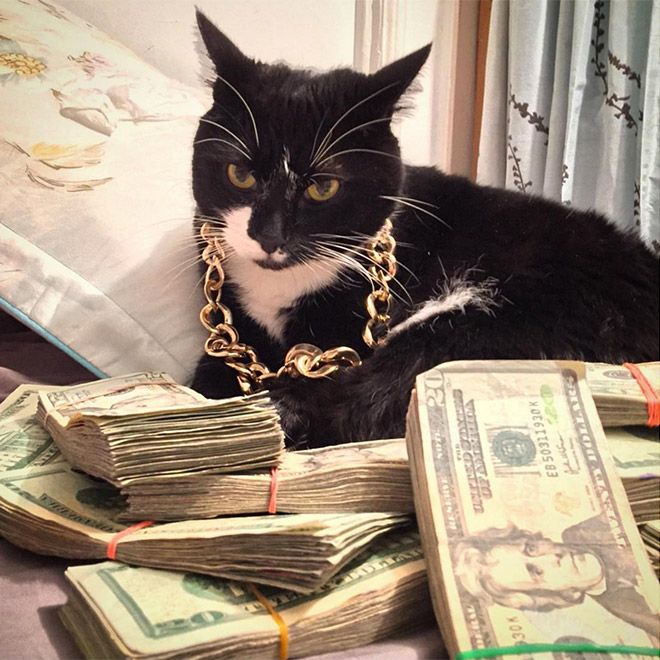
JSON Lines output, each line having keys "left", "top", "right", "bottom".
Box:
{"left": 220, "top": 206, "right": 344, "bottom": 342}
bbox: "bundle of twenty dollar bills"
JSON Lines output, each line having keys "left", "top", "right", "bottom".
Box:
{"left": 406, "top": 360, "right": 659, "bottom": 658}
{"left": 22, "top": 365, "right": 660, "bottom": 525}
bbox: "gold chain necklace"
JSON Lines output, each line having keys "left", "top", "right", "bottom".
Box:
{"left": 199, "top": 219, "right": 397, "bottom": 394}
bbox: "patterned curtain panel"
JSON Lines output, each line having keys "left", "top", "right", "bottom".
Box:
{"left": 477, "top": 0, "right": 659, "bottom": 253}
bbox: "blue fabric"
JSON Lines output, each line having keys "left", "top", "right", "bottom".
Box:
{"left": 478, "top": 0, "right": 659, "bottom": 253}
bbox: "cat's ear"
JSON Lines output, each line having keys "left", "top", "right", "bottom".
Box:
{"left": 367, "top": 44, "right": 432, "bottom": 115}
{"left": 196, "top": 9, "right": 255, "bottom": 82}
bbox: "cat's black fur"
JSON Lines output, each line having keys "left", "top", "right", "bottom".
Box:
{"left": 191, "top": 11, "right": 659, "bottom": 448}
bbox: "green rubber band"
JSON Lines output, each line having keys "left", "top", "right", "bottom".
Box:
{"left": 456, "top": 643, "right": 660, "bottom": 659}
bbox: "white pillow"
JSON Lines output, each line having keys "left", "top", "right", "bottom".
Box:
{"left": 0, "top": 0, "right": 208, "bottom": 384}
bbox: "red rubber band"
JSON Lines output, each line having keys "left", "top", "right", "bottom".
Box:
{"left": 268, "top": 467, "right": 279, "bottom": 514}
{"left": 623, "top": 363, "right": 660, "bottom": 427}
{"left": 107, "top": 521, "right": 154, "bottom": 560}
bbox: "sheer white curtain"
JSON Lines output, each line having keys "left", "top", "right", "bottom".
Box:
{"left": 477, "top": 0, "right": 659, "bottom": 253}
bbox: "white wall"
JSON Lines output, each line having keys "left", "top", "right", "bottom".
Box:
{"left": 56, "top": 0, "right": 357, "bottom": 85}
{"left": 56, "top": 0, "right": 441, "bottom": 166}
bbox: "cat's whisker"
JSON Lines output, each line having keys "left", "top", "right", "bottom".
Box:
{"left": 314, "top": 243, "right": 366, "bottom": 274}
{"left": 311, "top": 117, "right": 392, "bottom": 167}
{"left": 316, "top": 240, "right": 372, "bottom": 263}
{"left": 195, "top": 222, "right": 226, "bottom": 239}
{"left": 163, "top": 238, "right": 223, "bottom": 287}
{"left": 315, "top": 148, "right": 401, "bottom": 168}
{"left": 214, "top": 73, "right": 260, "bottom": 148}
{"left": 380, "top": 195, "right": 452, "bottom": 230}
{"left": 198, "top": 117, "right": 251, "bottom": 154}
{"left": 315, "top": 239, "right": 382, "bottom": 268}
{"left": 315, "top": 244, "right": 375, "bottom": 290}
{"left": 314, "top": 235, "right": 415, "bottom": 271}
{"left": 383, "top": 256, "right": 418, "bottom": 285}
{"left": 295, "top": 256, "right": 350, "bottom": 296}
{"left": 163, "top": 245, "right": 211, "bottom": 266}
{"left": 407, "top": 209, "right": 434, "bottom": 234}
{"left": 312, "top": 232, "right": 370, "bottom": 245}
{"left": 164, "top": 257, "right": 207, "bottom": 284}
{"left": 194, "top": 213, "right": 225, "bottom": 222}
{"left": 308, "top": 173, "right": 347, "bottom": 183}
{"left": 384, "top": 195, "right": 439, "bottom": 209}
{"left": 312, "top": 239, "right": 370, "bottom": 258}
{"left": 94, "top": 233, "right": 205, "bottom": 269}
{"left": 162, "top": 245, "right": 219, "bottom": 283}
{"left": 218, "top": 246, "right": 239, "bottom": 263}
{"left": 312, "top": 261, "right": 359, "bottom": 291}
{"left": 309, "top": 110, "right": 329, "bottom": 163}
{"left": 325, "top": 232, "right": 419, "bottom": 281}
{"left": 193, "top": 137, "right": 251, "bottom": 161}
{"left": 153, "top": 243, "right": 207, "bottom": 261}
{"left": 315, "top": 239, "right": 413, "bottom": 305}
{"left": 310, "top": 82, "right": 399, "bottom": 166}
{"left": 190, "top": 266, "right": 211, "bottom": 294}
{"left": 193, "top": 222, "right": 226, "bottom": 237}
{"left": 193, "top": 214, "right": 226, "bottom": 226}
{"left": 342, "top": 230, "right": 416, "bottom": 250}
{"left": 193, "top": 229, "right": 225, "bottom": 245}
{"left": 194, "top": 211, "right": 222, "bottom": 218}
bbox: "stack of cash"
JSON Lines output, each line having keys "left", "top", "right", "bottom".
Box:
{"left": 0, "top": 386, "right": 409, "bottom": 593}
{"left": 605, "top": 425, "right": 659, "bottom": 524}
{"left": 60, "top": 529, "right": 435, "bottom": 660}
{"left": 407, "top": 360, "right": 660, "bottom": 657}
{"left": 587, "top": 362, "right": 659, "bottom": 427}
{"left": 0, "top": 384, "right": 62, "bottom": 471}
{"left": 3, "top": 382, "right": 655, "bottom": 523}
{"left": 122, "top": 439, "right": 413, "bottom": 520}
{"left": 639, "top": 521, "right": 660, "bottom": 578}
{"left": 605, "top": 425, "right": 659, "bottom": 573}
{"left": 123, "top": 426, "right": 656, "bottom": 522}
{"left": 36, "top": 373, "right": 285, "bottom": 485}
{"left": 32, "top": 363, "right": 658, "bottom": 494}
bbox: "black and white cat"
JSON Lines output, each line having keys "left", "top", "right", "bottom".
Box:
{"left": 190, "top": 11, "right": 659, "bottom": 448}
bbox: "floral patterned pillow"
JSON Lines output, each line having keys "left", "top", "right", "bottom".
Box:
{"left": 0, "top": 0, "right": 208, "bottom": 383}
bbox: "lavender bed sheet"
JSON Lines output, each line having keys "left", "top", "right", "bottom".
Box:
{"left": 0, "top": 316, "right": 445, "bottom": 659}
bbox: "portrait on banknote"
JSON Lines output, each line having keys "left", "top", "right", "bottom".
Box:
{"left": 453, "top": 512, "right": 658, "bottom": 638}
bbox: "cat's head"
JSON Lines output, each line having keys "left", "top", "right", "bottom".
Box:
{"left": 193, "top": 10, "right": 430, "bottom": 271}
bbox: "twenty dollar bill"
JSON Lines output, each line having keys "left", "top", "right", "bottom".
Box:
{"left": 406, "top": 360, "right": 659, "bottom": 658}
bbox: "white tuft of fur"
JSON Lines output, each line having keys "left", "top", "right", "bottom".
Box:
{"left": 220, "top": 206, "right": 343, "bottom": 342}
{"left": 389, "top": 275, "right": 500, "bottom": 337}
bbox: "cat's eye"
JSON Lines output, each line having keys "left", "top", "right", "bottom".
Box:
{"left": 227, "top": 163, "right": 256, "bottom": 190}
{"left": 305, "top": 178, "right": 340, "bottom": 202}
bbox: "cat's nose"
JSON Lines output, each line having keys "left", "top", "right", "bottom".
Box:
{"left": 259, "top": 236, "right": 285, "bottom": 255}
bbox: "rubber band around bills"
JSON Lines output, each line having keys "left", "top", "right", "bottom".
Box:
{"left": 623, "top": 362, "right": 660, "bottom": 427}
{"left": 455, "top": 643, "right": 660, "bottom": 659}
{"left": 247, "top": 582, "right": 289, "bottom": 660}
{"left": 107, "top": 521, "right": 154, "bottom": 560}
{"left": 268, "top": 466, "right": 279, "bottom": 514}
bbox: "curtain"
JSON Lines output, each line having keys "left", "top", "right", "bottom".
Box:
{"left": 477, "top": 0, "right": 659, "bottom": 254}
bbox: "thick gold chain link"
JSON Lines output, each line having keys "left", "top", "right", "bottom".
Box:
{"left": 199, "top": 223, "right": 275, "bottom": 393}
{"left": 199, "top": 219, "right": 396, "bottom": 394}
{"left": 362, "top": 218, "right": 396, "bottom": 348}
